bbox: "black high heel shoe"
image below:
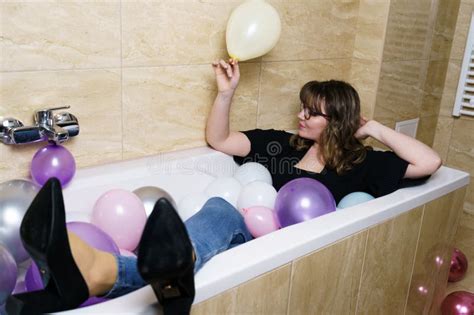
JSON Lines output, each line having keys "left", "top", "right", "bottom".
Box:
{"left": 137, "top": 198, "right": 195, "bottom": 315}
{"left": 5, "top": 178, "right": 89, "bottom": 315}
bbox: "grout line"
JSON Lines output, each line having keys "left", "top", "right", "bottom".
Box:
{"left": 402, "top": 205, "right": 426, "bottom": 315}
{"left": 1, "top": 58, "right": 463, "bottom": 74}
{"left": 119, "top": 0, "right": 124, "bottom": 160}
{"left": 0, "top": 57, "right": 365, "bottom": 74}
{"left": 285, "top": 262, "right": 295, "bottom": 315}
{"left": 354, "top": 229, "right": 369, "bottom": 314}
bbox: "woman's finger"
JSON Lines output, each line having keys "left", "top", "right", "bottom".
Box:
{"left": 231, "top": 60, "right": 240, "bottom": 77}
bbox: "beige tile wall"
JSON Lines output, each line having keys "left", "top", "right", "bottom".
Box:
{"left": 432, "top": 0, "right": 474, "bottom": 293}
{"left": 372, "top": 0, "right": 460, "bottom": 149}
{"left": 0, "top": 0, "right": 366, "bottom": 183}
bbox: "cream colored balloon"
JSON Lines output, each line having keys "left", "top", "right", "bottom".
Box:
{"left": 226, "top": 0, "right": 281, "bottom": 61}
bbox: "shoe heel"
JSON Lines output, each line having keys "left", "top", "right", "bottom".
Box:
{"left": 9, "top": 178, "right": 89, "bottom": 313}
{"left": 147, "top": 265, "right": 195, "bottom": 315}
{"left": 137, "top": 198, "right": 196, "bottom": 315}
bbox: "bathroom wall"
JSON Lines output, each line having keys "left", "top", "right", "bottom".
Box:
{"left": 432, "top": 0, "right": 474, "bottom": 293}
{"left": 370, "top": 0, "right": 461, "bottom": 149}
{"left": 0, "top": 0, "right": 364, "bottom": 184}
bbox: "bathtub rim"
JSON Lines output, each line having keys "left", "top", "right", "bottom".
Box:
{"left": 53, "top": 146, "right": 469, "bottom": 314}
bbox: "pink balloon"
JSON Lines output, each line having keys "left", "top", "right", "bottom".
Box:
{"left": 449, "top": 248, "right": 468, "bottom": 282}
{"left": 243, "top": 206, "right": 280, "bottom": 238}
{"left": 441, "top": 291, "right": 474, "bottom": 315}
{"left": 91, "top": 189, "right": 147, "bottom": 251}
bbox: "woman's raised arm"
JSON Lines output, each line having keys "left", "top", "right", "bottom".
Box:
{"left": 355, "top": 119, "right": 442, "bottom": 178}
{"left": 206, "top": 59, "right": 250, "bottom": 157}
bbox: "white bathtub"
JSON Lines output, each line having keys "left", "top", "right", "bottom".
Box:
{"left": 54, "top": 146, "right": 469, "bottom": 314}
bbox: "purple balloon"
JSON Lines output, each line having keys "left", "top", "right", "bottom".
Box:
{"left": 24, "top": 262, "right": 43, "bottom": 292}
{"left": 275, "top": 178, "right": 336, "bottom": 228}
{"left": 0, "top": 245, "right": 17, "bottom": 304}
{"left": 25, "top": 222, "right": 118, "bottom": 307}
{"left": 25, "top": 262, "right": 108, "bottom": 308}
{"left": 30, "top": 144, "right": 76, "bottom": 187}
{"left": 66, "top": 222, "right": 120, "bottom": 254}
{"left": 12, "top": 280, "right": 27, "bottom": 294}
{"left": 80, "top": 296, "right": 107, "bottom": 307}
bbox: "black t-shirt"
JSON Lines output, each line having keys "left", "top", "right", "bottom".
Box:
{"left": 233, "top": 129, "right": 413, "bottom": 204}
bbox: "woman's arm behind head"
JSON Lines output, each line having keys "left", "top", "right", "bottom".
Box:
{"left": 356, "top": 120, "right": 442, "bottom": 178}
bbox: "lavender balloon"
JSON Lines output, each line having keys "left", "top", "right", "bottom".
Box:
{"left": 24, "top": 262, "right": 43, "bottom": 292}
{"left": 275, "top": 178, "right": 336, "bottom": 228}
{"left": 24, "top": 263, "right": 107, "bottom": 309}
{"left": 25, "top": 222, "right": 118, "bottom": 307}
{"left": 30, "top": 144, "right": 76, "bottom": 187}
{"left": 0, "top": 245, "right": 17, "bottom": 305}
{"left": 66, "top": 222, "right": 120, "bottom": 254}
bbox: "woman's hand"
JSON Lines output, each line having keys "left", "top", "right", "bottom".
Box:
{"left": 212, "top": 59, "right": 240, "bottom": 94}
{"left": 355, "top": 118, "right": 442, "bottom": 178}
{"left": 354, "top": 116, "right": 373, "bottom": 140}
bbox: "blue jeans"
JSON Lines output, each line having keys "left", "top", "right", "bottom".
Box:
{"left": 104, "top": 197, "right": 252, "bottom": 298}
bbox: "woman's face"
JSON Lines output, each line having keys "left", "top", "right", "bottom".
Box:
{"left": 297, "top": 103, "right": 329, "bottom": 142}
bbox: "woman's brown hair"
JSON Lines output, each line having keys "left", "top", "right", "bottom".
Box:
{"left": 290, "top": 80, "right": 371, "bottom": 174}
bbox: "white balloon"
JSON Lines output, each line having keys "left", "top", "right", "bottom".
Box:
{"left": 204, "top": 177, "right": 242, "bottom": 208}
{"left": 234, "top": 162, "right": 272, "bottom": 186}
{"left": 237, "top": 181, "right": 277, "bottom": 215}
{"left": 226, "top": 0, "right": 281, "bottom": 61}
{"left": 177, "top": 192, "right": 210, "bottom": 222}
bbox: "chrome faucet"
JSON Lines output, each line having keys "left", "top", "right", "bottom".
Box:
{"left": 0, "top": 106, "right": 79, "bottom": 145}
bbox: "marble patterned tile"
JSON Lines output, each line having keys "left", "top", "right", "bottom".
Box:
{"left": 258, "top": 59, "right": 352, "bottom": 130}
{"left": 424, "top": 60, "right": 449, "bottom": 97}
{"left": 350, "top": 59, "right": 383, "bottom": 119}
{"left": 420, "top": 93, "right": 442, "bottom": 117}
{"left": 122, "top": 0, "right": 240, "bottom": 67}
{"left": 263, "top": 0, "right": 359, "bottom": 61}
{"left": 122, "top": 63, "right": 260, "bottom": 159}
{"left": 382, "top": 0, "right": 435, "bottom": 61}
{"left": 430, "top": 188, "right": 469, "bottom": 312}
{"left": 373, "top": 60, "right": 429, "bottom": 123}
{"left": 438, "top": 92, "right": 457, "bottom": 118}
{"left": 405, "top": 191, "right": 460, "bottom": 314}
{"left": 416, "top": 115, "right": 439, "bottom": 147}
{"left": 450, "top": 2, "right": 474, "bottom": 61}
{"left": 289, "top": 231, "right": 367, "bottom": 315}
{"left": 191, "top": 264, "right": 291, "bottom": 315}
{"left": 447, "top": 117, "right": 474, "bottom": 175}
{"left": 234, "top": 264, "right": 291, "bottom": 314}
{"left": 0, "top": 69, "right": 123, "bottom": 183}
{"left": 0, "top": 1, "right": 121, "bottom": 71}
{"left": 352, "top": 0, "right": 391, "bottom": 61}
{"left": 442, "top": 59, "right": 462, "bottom": 100}
{"left": 430, "top": 0, "right": 461, "bottom": 60}
{"left": 355, "top": 207, "right": 423, "bottom": 314}
{"left": 462, "top": 178, "right": 474, "bottom": 214}
{"left": 432, "top": 115, "right": 454, "bottom": 162}
{"left": 191, "top": 288, "right": 236, "bottom": 315}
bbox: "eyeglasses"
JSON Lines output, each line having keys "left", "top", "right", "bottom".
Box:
{"left": 299, "top": 103, "right": 330, "bottom": 120}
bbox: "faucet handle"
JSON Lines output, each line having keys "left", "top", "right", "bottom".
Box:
{"left": 1, "top": 118, "right": 24, "bottom": 144}
{"left": 55, "top": 112, "right": 80, "bottom": 137}
{"left": 34, "top": 106, "right": 71, "bottom": 125}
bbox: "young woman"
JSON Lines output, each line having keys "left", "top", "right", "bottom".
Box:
{"left": 6, "top": 59, "right": 441, "bottom": 315}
